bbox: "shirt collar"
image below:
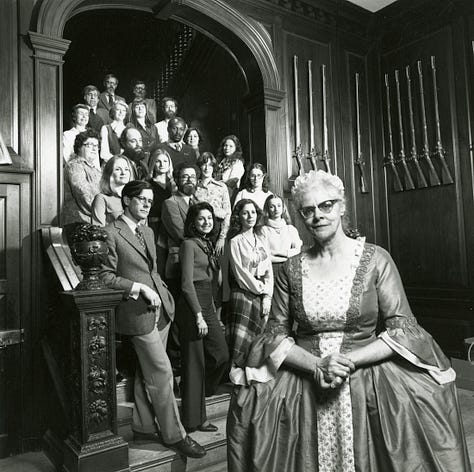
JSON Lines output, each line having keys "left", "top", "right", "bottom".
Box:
{"left": 121, "top": 214, "right": 139, "bottom": 233}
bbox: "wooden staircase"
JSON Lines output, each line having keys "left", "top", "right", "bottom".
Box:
{"left": 117, "top": 380, "right": 231, "bottom": 472}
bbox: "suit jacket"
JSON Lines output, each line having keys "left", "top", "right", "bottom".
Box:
{"left": 161, "top": 194, "right": 190, "bottom": 279}
{"left": 88, "top": 107, "right": 110, "bottom": 133}
{"left": 101, "top": 216, "right": 175, "bottom": 335}
{"left": 98, "top": 92, "right": 125, "bottom": 112}
{"left": 161, "top": 143, "right": 198, "bottom": 169}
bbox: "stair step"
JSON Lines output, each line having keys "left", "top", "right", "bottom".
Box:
{"left": 128, "top": 416, "right": 227, "bottom": 472}
{"left": 118, "top": 393, "right": 231, "bottom": 431}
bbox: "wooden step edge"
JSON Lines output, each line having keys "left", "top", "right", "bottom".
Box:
{"left": 130, "top": 438, "right": 227, "bottom": 472}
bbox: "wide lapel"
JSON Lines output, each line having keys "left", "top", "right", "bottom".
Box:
{"left": 115, "top": 218, "right": 148, "bottom": 261}
{"left": 176, "top": 195, "right": 189, "bottom": 222}
{"left": 142, "top": 227, "right": 155, "bottom": 268}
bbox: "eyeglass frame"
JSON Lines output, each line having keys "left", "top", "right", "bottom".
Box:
{"left": 299, "top": 199, "right": 341, "bottom": 219}
{"left": 82, "top": 141, "right": 100, "bottom": 149}
{"left": 133, "top": 195, "right": 154, "bottom": 205}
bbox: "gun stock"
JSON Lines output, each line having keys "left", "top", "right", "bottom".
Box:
{"left": 394, "top": 70, "right": 415, "bottom": 190}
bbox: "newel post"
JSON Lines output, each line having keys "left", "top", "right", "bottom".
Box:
{"left": 60, "top": 289, "right": 129, "bottom": 472}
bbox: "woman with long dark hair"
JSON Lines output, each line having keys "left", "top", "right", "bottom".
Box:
{"left": 226, "top": 199, "right": 273, "bottom": 383}
{"left": 128, "top": 98, "right": 159, "bottom": 155}
{"left": 215, "top": 134, "right": 245, "bottom": 202}
{"left": 177, "top": 202, "right": 229, "bottom": 432}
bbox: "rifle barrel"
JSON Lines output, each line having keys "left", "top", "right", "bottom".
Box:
{"left": 406, "top": 65, "right": 428, "bottom": 188}
{"left": 384, "top": 73, "right": 404, "bottom": 192}
{"left": 395, "top": 70, "right": 415, "bottom": 190}
{"left": 417, "top": 60, "right": 441, "bottom": 186}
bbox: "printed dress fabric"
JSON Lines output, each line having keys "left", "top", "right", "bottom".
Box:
{"left": 227, "top": 241, "right": 471, "bottom": 472}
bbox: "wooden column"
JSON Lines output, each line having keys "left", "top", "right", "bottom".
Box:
{"left": 61, "top": 289, "right": 128, "bottom": 472}
{"left": 28, "top": 32, "right": 70, "bottom": 227}
{"left": 264, "top": 88, "right": 287, "bottom": 195}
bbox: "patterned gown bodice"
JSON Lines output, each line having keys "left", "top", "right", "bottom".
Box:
{"left": 300, "top": 239, "right": 364, "bottom": 335}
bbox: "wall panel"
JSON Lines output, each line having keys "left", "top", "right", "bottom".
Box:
{"left": 381, "top": 26, "right": 468, "bottom": 290}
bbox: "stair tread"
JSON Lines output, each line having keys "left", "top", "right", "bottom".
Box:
{"left": 129, "top": 416, "right": 227, "bottom": 471}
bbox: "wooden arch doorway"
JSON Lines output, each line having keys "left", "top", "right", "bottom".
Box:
{"left": 30, "top": 0, "right": 287, "bottom": 230}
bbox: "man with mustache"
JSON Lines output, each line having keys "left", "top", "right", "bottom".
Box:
{"left": 98, "top": 74, "right": 125, "bottom": 113}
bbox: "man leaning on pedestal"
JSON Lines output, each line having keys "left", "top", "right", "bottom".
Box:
{"left": 100, "top": 179, "right": 206, "bottom": 459}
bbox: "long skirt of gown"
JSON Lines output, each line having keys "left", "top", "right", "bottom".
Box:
{"left": 227, "top": 357, "right": 471, "bottom": 472}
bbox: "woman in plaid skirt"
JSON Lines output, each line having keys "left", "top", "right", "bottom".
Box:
{"left": 226, "top": 199, "right": 273, "bottom": 384}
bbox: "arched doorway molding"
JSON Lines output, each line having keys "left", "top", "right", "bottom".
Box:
{"left": 35, "top": 0, "right": 281, "bottom": 92}
{"left": 29, "top": 0, "right": 287, "bottom": 228}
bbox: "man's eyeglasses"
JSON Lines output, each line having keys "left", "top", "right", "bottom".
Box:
{"left": 134, "top": 196, "right": 154, "bottom": 205}
{"left": 180, "top": 174, "right": 197, "bottom": 181}
{"left": 299, "top": 199, "right": 340, "bottom": 218}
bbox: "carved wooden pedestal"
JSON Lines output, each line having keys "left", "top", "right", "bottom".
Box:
{"left": 61, "top": 290, "right": 129, "bottom": 472}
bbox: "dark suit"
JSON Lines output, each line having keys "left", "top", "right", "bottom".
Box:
{"left": 101, "top": 217, "right": 185, "bottom": 443}
{"left": 161, "top": 142, "right": 198, "bottom": 170}
{"left": 87, "top": 107, "right": 110, "bottom": 133}
{"left": 98, "top": 92, "right": 125, "bottom": 113}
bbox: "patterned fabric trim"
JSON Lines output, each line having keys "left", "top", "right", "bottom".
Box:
{"left": 385, "top": 314, "right": 418, "bottom": 330}
{"left": 288, "top": 255, "right": 319, "bottom": 335}
{"left": 340, "top": 242, "right": 375, "bottom": 354}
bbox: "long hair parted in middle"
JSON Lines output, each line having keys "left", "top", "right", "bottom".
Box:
{"left": 184, "top": 201, "right": 219, "bottom": 240}
{"left": 243, "top": 162, "right": 270, "bottom": 192}
{"left": 227, "top": 198, "right": 263, "bottom": 240}
{"left": 99, "top": 154, "right": 135, "bottom": 196}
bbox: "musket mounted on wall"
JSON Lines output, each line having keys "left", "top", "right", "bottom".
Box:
{"left": 383, "top": 73, "right": 404, "bottom": 192}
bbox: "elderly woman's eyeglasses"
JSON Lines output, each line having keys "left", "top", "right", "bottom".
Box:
{"left": 299, "top": 199, "right": 340, "bottom": 218}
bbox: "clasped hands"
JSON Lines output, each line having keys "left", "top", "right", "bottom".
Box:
{"left": 314, "top": 353, "right": 355, "bottom": 390}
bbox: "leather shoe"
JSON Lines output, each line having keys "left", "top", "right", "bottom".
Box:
{"left": 185, "top": 422, "right": 218, "bottom": 433}
{"left": 164, "top": 435, "right": 206, "bottom": 458}
{"left": 197, "top": 423, "right": 218, "bottom": 432}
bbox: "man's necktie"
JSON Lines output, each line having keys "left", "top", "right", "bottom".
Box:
{"left": 108, "top": 94, "right": 114, "bottom": 106}
{"left": 175, "top": 143, "right": 182, "bottom": 152}
{"left": 135, "top": 225, "right": 147, "bottom": 252}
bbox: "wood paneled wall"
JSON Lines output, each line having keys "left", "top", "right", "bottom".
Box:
{"left": 375, "top": 0, "right": 474, "bottom": 356}
{"left": 1, "top": 0, "right": 473, "bottom": 454}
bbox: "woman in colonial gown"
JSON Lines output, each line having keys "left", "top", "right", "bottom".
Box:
{"left": 227, "top": 169, "right": 471, "bottom": 472}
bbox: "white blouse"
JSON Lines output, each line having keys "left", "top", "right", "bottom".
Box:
{"left": 233, "top": 188, "right": 272, "bottom": 210}
{"left": 229, "top": 231, "right": 273, "bottom": 297}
